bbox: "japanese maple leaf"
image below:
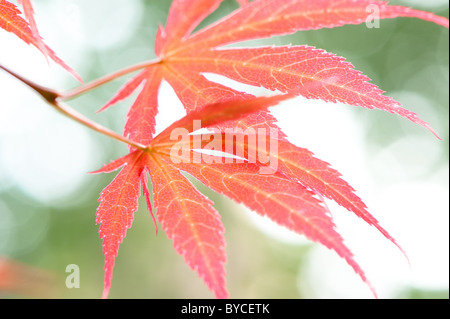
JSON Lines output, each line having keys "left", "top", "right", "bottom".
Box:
{"left": 94, "top": 0, "right": 449, "bottom": 298}
{"left": 95, "top": 92, "right": 380, "bottom": 299}
{"left": 0, "top": 0, "right": 81, "bottom": 81}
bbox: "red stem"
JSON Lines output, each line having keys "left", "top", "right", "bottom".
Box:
{"left": 60, "top": 58, "right": 161, "bottom": 100}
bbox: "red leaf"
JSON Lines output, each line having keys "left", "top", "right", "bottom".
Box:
{"left": 155, "top": 0, "right": 444, "bottom": 137}
{"left": 94, "top": 147, "right": 229, "bottom": 298}
{"left": 94, "top": 93, "right": 297, "bottom": 298}
{"left": 166, "top": 45, "right": 440, "bottom": 138}
{"left": 17, "top": 0, "right": 44, "bottom": 54}
{"left": 103, "top": 0, "right": 447, "bottom": 146}
{"left": 0, "top": 0, "right": 81, "bottom": 81}
{"left": 175, "top": 0, "right": 449, "bottom": 52}
{"left": 1, "top": 1, "right": 34, "bottom": 45}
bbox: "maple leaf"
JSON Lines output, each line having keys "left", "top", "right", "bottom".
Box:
{"left": 0, "top": 0, "right": 81, "bottom": 81}
{"left": 94, "top": 0, "right": 448, "bottom": 298}
{"left": 101, "top": 0, "right": 449, "bottom": 144}
{"left": 95, "top": 93, "right": 295, "bottom": 299}
{"left": 95, "top": 91, "right": 383, "bottom": 298}
{"left": 94, "top": 93, "right": 389, "bottom": 299}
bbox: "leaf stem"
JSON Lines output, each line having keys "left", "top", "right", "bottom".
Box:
{"left": 0, "top": 64, "right": 147, "bottom": 150}
{"left": 51, "top": 100, "right": 147, "bottom": 150}
{"left": 60, "top": 58, "right": 161, "bottom": 100}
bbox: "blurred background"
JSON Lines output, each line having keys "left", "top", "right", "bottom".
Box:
{"left": 0, "top": 0, "right": 448, "bottom": 299}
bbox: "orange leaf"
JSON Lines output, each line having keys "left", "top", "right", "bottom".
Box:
{"left": 0, "top": 0, "right": 81, "bottom": 81}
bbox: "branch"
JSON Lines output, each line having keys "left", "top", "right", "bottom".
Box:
{"left": 0, "top": 64, "right": 147, "bottom": 150}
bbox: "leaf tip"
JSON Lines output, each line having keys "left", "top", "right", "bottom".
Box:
{"left": 215, "top": 290, "right": 229, "bottom": 299}
{"left": 72, "top": 71, "right": 83, "bottom": 84}
{"left": 101, "top": 287, "right": 110, "bottom": 299}
{"left": 427, "top": 125, "right": 442, "bottom": 140}
{"left": 96, "top": 103, "right": 111, "bottom": 114}
{"left": 100, "top": 254, "right": 114, "bottom": 299}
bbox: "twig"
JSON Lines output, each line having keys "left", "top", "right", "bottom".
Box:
{"left": 60, "top": 58, "right": 161, "bottom": 100}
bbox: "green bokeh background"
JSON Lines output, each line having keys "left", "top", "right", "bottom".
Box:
{"left": 0, "top": 0, "right": 448, "bottom": 299}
